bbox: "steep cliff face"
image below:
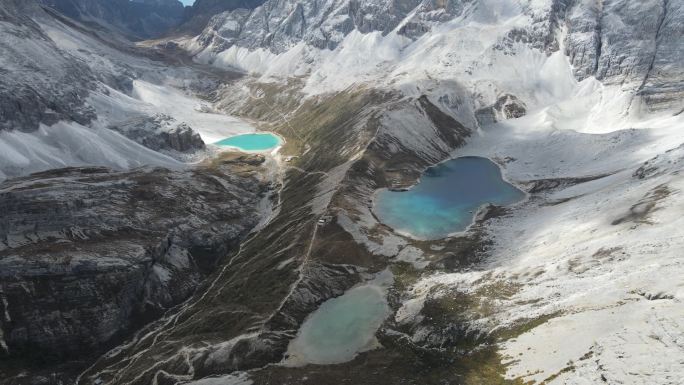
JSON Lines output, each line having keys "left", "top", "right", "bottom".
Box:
{"left": 0, "top": 154, "right": 268, "bottom": 378}
{"left": 564, "top": 0, "right": 684, "bottom": 110}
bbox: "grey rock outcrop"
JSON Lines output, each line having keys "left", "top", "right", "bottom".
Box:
{"left": 475, "top": 94, "right": 527, "bottom": 126}
{"left": 109, "top": 114, "right": 206, "bottom": 157}
{"left": 163, "top": 123, "right": 206, "bottom": 152}
{"left": 0, "top": 156, "right": 267, "bottom": 368}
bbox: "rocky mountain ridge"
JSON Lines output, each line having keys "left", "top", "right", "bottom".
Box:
{"left": 193, "top": 0, "right": 682, "bottom": 111}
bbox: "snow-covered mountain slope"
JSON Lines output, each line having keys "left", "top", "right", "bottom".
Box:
{"left": 0, "top": 0, "right": 256, "bottom": 182}
{"left": 189, "top": 0, "right": 682, "bottom": 113}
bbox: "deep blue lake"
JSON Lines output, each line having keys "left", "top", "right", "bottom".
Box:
{"left": 373, "top": 156, "right": 525, "bottom": 240}
{"left": 214, "top": 133, "right": 281, "bottom": 151}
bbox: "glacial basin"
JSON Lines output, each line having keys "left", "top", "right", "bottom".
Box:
{"left": 214, "top": 133, "right": 282, "bottom": 152}
{"left": 373, "top": 156, "right": 525, "bottom": 240}
{"left": 286, "top": 273, "right": 392, "bottom": 365}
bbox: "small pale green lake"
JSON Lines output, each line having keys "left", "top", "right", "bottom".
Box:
{"left": 286, "top": 273, "right": 392, "bottom": 365}
{"left": 214, "top": 133, "right": 282, "bottom": 152}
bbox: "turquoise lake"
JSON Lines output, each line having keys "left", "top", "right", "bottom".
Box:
{"left": 287, "top": 283, "right": 390, "bottom": 364}
{"left": 373, "top": 156, "right": 525, "bottom": 240}
{"left": 214, "top": 133, "right": 282, "bottom": 151}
